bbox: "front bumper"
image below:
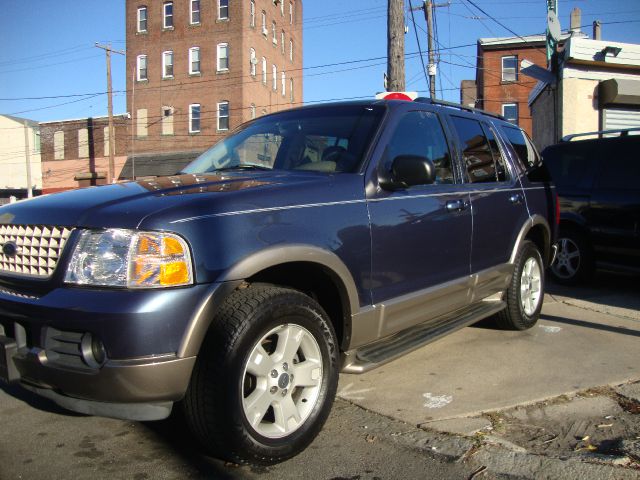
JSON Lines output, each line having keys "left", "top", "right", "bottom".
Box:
{"left": 0, "top": 281, "right": 232, "bottom": 420}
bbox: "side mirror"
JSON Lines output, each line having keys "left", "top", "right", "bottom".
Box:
{"left": 379, "top": 155, "right": 435, "bottom": 191}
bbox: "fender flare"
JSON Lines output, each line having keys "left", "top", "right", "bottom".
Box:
{"left": 510, "top": 215, "right": 552, "bottom": 265}
{"left": 178, "top": 245, "right": 360, "bottom": 358}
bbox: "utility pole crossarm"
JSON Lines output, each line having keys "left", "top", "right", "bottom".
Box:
{"left": 95, "top": 44, "right": 125, "bottom": 184}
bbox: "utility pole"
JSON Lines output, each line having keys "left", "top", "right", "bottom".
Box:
{"left": 95, "top": 43, "right": 125, "bottom": 184}
{"left": 387, "top": 0, "right": 405, "bottom": 91}
{"left": 424, "top": 0, "right": 436, "bottom": 98}
{"left": 22, "top": 120, "right": 33, "bottom": 198}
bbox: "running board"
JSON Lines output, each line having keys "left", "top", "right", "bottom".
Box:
{"left": 341, "top": 300, "right": 505, "bottom": 374}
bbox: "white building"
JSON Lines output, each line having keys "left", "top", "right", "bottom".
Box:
{"left": 529, "top": 36, "right": 640, "bottom": 150}
{"left": 0, "top": 114, "right": 42, "bottom": 203}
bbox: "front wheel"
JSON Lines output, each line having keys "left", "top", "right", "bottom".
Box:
{"left": 495, "top": 240, "right": 545, "bottom": 330}
{"left": 183, "top": 284, "right": 339, "bottom": 465}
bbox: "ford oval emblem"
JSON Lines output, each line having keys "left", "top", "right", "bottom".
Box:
{"left": 2, "top": 241, "right": 17, "bottom": 257}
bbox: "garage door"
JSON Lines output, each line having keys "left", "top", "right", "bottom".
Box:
{"left": 602, "top": 108, "right": 640, "bottom": 133}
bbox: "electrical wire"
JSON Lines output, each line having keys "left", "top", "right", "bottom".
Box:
{"left": 408, "top": 1, "right": 430, "bottom": 90}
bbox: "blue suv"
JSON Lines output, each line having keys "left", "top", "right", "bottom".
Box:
{"left": 0, "top": 98, "right": 556, "bottom": 464}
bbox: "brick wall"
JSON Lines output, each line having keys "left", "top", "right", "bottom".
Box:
{"left": 478, "top": 44, "right": 547, "bottom": 137}
{"left": 39, "top": 116, "right": 129, "bottom": 192}
{"left": 125, "top": 0, "right": 303, "bottom": 157}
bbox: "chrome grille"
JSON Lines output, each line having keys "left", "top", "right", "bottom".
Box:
{"left": 0, "top": 225, "right": 73, "bottom": 278}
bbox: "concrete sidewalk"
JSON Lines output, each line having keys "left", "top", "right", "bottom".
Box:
{"left": 337, "top": 274, "right": 640, "bottom": 476}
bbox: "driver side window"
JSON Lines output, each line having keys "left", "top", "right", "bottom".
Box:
{"left": 383, "top": 110, "right": 454, "bottom": 184}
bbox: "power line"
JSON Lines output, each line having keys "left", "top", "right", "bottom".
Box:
{"left": 408, "top": 1, "right": 429, "bottom": 89}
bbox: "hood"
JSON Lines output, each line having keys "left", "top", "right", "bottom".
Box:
{"left": 0, "top": 172, "right": 329, "bottom": 229}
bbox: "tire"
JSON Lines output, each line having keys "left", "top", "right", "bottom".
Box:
{"left": 183, "top": 284, "right": 339, "bottom": 465}
{"left": 495, "top": 240, "right": 544, "bottom": 330}
{"left": 550, "top": 226, "right": 594, "bottom": 285}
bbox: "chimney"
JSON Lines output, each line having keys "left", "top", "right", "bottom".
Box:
{"left": 593, "top": 20, "right": 601, "bottom": 40}
{"left": 570, "top": 7, "right": 582, "bottom": 34}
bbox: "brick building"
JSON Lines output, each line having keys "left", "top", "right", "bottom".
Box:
{"left": 39, "top": 115, "right": 129, "bottom": 193}
{"left": 125, "top": 0, "right": 303, "bottom": 176}
{"left": 475, "top": 34, "right": 555, "bottom": 136}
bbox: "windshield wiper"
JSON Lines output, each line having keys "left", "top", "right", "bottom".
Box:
{"left": 214, "top": 164, "right": 273, "bottom": 172}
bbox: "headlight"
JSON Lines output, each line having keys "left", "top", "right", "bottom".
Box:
{"left": 65, "top": 229, "right": 193, "bottom": 288}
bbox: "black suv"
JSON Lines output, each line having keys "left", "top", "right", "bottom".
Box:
{"left": 543, "top": 130, "right": 640, "bottom": 284}
{"left": 0, "top": 99, "right": 556, "bottom": 464}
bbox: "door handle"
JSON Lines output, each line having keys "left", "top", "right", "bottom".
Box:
{"left": 446, "top": 199, "right": 468, "bottom": 213}
{"left": 509, "top": 193, "right": 523, "bottom": 205}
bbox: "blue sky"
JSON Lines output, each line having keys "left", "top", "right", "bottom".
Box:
{"left": 1, "top": 0, "right": 639, "bottom": 122}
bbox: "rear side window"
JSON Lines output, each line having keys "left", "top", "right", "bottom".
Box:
{"left": 594, "top": 138, "right": 640, "bottom": 190}
{"left": 543, "top": 143, "right": 597, "bottom": 189}
{"left": 383, "top": 110, "right": 454, "bottom": 184}
{"left": 450, "top": 116, "right": 497, "bottom": 183}
{"left": 501, "top": 126, "right": 539, "bottom": 169}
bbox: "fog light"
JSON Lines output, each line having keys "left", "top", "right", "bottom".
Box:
{"left": 81, "top": 333, "right": 107, "bottom": 368}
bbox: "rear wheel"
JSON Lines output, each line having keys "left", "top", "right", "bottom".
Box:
{"left": 495, "top": 240, "right": 544, "bottom": 330}
{"left": 551, "top": 226, "right": 593, "bottom": 285}
{"left": 183, "top": 284, "right": 339, "bottom": 465}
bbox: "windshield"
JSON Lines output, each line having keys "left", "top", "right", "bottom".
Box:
{"left": 182, "top": 104, "right": 385, "bottom": 174}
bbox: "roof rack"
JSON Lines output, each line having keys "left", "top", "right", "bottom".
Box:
{"left": 414, "top": 97, "right": 506, "bottom": 121}
{"left": 561, "top": 127, "right": 640, "bottom": 142}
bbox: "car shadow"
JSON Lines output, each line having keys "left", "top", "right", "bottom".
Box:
{"left": 140, "top": 409, "right": 257, "bottom": 479}
{"left": 546, "top": 270, "right": 640, "bottom": 312}
{"left": 0, "top": 381, "right": 85, "bottom": 417}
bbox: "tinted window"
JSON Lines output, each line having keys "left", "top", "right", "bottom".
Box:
{"left": 485, "top": 125, "right": 509, "bottom": 182}
{"left": 595, "top": 138, "right": 640, "bottom": 190}
{"left": 384, "top": 110, "right": 453, "bottom": 184}
{"left": 543, "top": 143, "right": 597, "bottom": 189}
{"left": 502, "top": 126, "right": 539, "bottom": 169}
{"left": 450, "top": 116, "right": 496, "bottom": 183}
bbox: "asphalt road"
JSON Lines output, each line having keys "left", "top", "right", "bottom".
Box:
{"left": 1, "top": 272, "right": 638, "bottom": 479}
{"left": 0, "top": 385, "right": 481, "bottom": 480}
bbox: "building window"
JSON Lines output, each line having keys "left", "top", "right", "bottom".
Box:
{"left": 163, "top": 2, "right": 173, "bottom": 28}
{"left": 219, "top": 0, "right": 228, "bottom": 20}
{"left": 272, "top": 21, "right": 277, "bottom": 44}
{"left": 162, "top": 106, "right": 174, "bottom": 135}
{"left": 217, "top": 43, "right": 229, "bottom": 71}
{"left": 53, "top": 131, "right": 64, "bottom": 160}
{"left": 281, "top": 0, "right": 284, "bottom": 16}
{"left": 502, "top": 55, "right": 518, "bottom": 82}
{"left": 189, "top": 104, "right": 201, "bottom": 133}
{"left": 250, "top": 103, "right": 256, "bottom": 119}
{"left": 190, "top": 0, "right": 200, "bottom": 24}
{"left": 281, "top": 31, "right": 285, "bottom": 54}
{"left": 290, "top": 78, "right": 294, "bottom": 102}
{"left": 262, "top": 57, "right": 267, "bottom": 84}
{"left": 218, "top": 101, "right": 230, "bottom": 130}
{"left": 262, "top": 11, "right": 267, "bottom": 35}
{"left": 250, "top": 0, "right": 255, "bottom": 27}
{"left": 162, "top": 51, "right": 174, "bottom": 78}
{"left": 502, "top": 103, "right": 519, "bottom": 124}
{"left": 281, "top": 72, "right": 286, "bottom": 96}
{"left": 137, "top": 6, "right": 148, "bottom": 32}
{"left": 189, "top": 47, "right": 200, "bottom": 74}
{"left": 103, "top": 127, "right": 113, "bottom": 157}
{"left": 289, "top": 1, "right": 293, "bottom": 24}
{"left": 136, "top": 55, "right": 148, "bottom": 81}
{"left": 78, "top": 128, "right": 89, "bottom": 158}
{"left": 34, "top": 130, "right": 41, "bottom": 153}
{"left": 250, "top": 48, "right": 256, "bottom": 76}
{"left": 136, "top": 109, "right": 148, "bottom": 137}
{"left": 272, "top": 64, "right": 277, "bottom": 90}
{"left": 289, "top": 39, "right": 293, "bottom": 62}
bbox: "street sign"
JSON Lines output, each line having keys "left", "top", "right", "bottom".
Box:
{"left": 520, "top": 59, "right": 556, "bottom": 84}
